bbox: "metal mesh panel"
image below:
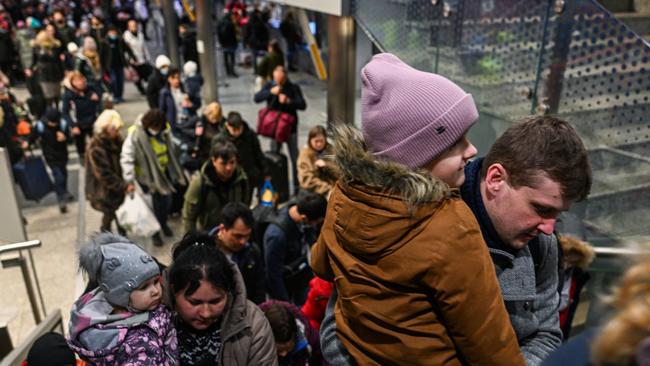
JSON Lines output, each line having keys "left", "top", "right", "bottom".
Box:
{"left": 352, "top": 0, "right": 650, "bottom": 245}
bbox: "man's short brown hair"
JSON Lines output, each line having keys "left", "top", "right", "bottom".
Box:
{"left": 481, "top": 116, "right": 592, "bottom": 202}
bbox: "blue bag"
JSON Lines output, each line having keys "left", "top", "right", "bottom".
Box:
{"left": 13, "top": 156, "right": 54, "bottom": 202}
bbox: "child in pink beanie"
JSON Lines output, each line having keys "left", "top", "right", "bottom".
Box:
{"left": 311, "top": 53, "right": 524, "bottom": 365}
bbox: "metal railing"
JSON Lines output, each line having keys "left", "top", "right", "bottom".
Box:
{"left": 0, "top": 240, "right": 46, "bottom": 324}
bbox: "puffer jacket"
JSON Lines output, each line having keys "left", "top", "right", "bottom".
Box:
{"left": 310, "top": 124, "right": 524, "bottom": 366}
{"left": 182, "top": 161, "right": 250, "bottom": 233}
{"left": 67, "top": 289, "right": 178, "bottom": 365}
{"left": 61, "top": 75, "right": 100, "bottom": 129}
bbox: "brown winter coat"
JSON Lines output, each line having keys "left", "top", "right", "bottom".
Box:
{"left": 85, "top": 135, "right": 126, "bottom": 213}
{"left": 297, "top": 144, "right": 338, "bottom": 196}
{"left": 310, "top": 125, "right": 524, "bottom": 366}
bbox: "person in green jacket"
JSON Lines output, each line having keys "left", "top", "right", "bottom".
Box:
{"left": 213, "top": 111, "right": 266, "bottom": 201}
{"left": 182, "top": 139, "right": 250, "bottom": 233}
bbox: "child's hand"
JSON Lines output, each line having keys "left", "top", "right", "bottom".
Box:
{"left": 56, "top": 131, "right": 66, "bottom": 142}
{"left": 71, "top": 127, "right": 81, "bottom": 136}
{"left": 315, "top": 159, "right": 326, "bottom": 168}
{"left": 90, "top": 93, "right": 99, "bottom": 102}
{"left": 195, "top": 126, "right": 204, "bottom": 136}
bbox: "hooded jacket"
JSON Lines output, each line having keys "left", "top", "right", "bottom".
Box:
{"left": 67, "top": 289, "right": 178, "bottom": 365}
{"left": 310, "top": 125, "right": 524, "bottom": 366}
{"left": 182, "top": 160, "right": 250, "bottom": 233}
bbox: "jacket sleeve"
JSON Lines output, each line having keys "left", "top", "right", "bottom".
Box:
{"left": 254, "top": 82, "right": 272, "bottom": 103}
{"left": 246, "top": 302, "right": 280, "bottom": 366}
{"left": 309, "top": 234, "right": 334, "bottom": 282}
{"left": 423, "top": 215, "right": 525, "bottom": 366}
{"left": 249, "top": 245, "right": 267, "bottom": 304}
{"left": 120, "top": 130, "right": 136, "bottom": 184}
{"left": 521, "top": 235, "right": 563, "bottom": 366}
{"left": 88, "top": 144, "right": 125, "bottom": 193}
{"left": 252, "top": 132, "right": 266, "bottom": 178}
{"left": 61, "top": 92, "right": 76, "bottom": 128}
{"left": 263, "top": 225, "right": 290, "bottom": 301}
{"left": 181, "top": 175, "right": 202, "bottom": 233}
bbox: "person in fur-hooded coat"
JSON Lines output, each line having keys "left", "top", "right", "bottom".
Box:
{"left": 311, "top": 54, "right": 525, "bottom": 366}
{"left": 558, "top": 235, "right": 595, "bottom": 339}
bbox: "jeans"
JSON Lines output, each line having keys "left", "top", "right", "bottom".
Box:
{"left": 48, "top": 162, "right": 68, "bottom": 203}
{"left": 152, "top": 191, "right": 173, "bottom": 229}
{"left": 74, "top": 126, "right": 93, "bottom": 158}
{"left": 109, "top": 67, "right": 125, "bottom": 100}
{"left": 270, "top": 131, "right": 299, "bottom": 194}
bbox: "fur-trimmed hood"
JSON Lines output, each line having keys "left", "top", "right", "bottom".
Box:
{"left": 331, "top": 123, "right": 450, "bottom": 207}
{"left": 559, "top": 235, "right": 595, "bottom": 270}
{"left": 323, "top": 124, "right": 453, "bottom": 257}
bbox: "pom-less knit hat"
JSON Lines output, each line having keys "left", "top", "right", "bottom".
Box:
{"left": 79, "top": 233, "right": 159, "bottom": 309}
{"left": 361, "top": 53, "right": 479, "bottom": 169}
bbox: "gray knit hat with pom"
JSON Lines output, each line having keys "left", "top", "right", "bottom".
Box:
{"left": 79, "top": 233, "right": 159, "bottom": 308}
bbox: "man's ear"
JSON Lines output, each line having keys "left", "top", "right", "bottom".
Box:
{"left": 484, "top": 163, "right": 509, "bottom": 195}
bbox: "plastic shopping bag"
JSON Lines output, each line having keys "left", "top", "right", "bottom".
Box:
{"left": 116, "top": 191, "right": 161, "bottom": 237}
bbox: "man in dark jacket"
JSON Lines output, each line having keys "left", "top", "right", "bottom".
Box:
{"left": 254, "top": 65, "right": 306, "bottom": 194}
{"left": 217, "top": 11, "right": 238, "bottom": 77}
{"left": 61, "top": 72, "right": 100, "bottom": 157}
{"left": 104, "top": 26, "right": 134, "bottom": 103}
{"left": 264, "top": 191, "right": 326, "bottom": 306}
{"left": 32, "top": 108, "right": 71, "bottom": 213}
{"left": 214, "top": 111, "right": 265, "bottom": 200}
{"left": 178, "top": 23, "right": 199, "bottom": 66}
{"left": 243, "top": 9, "right": 269, "bottom": 74}
{"left": 280, "top": 12, "right": 301, "bottom": 71}
{"left": 146, "top": 55, "right": 170, "bottom": 108}
{"left": 211, "top": 202, "right": 266, "bottom": 304}
{"left": 182, "top": 139, "right": 250, "bottom": 233}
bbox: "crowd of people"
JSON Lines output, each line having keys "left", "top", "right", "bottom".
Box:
{"left": 3, "top": 1, "right": 648, "bottom": 366}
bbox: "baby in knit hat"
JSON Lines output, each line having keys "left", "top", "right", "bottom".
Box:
{"left": 67, "top": 233, "right": 178, "bottom": 365}
{"left": 311, "top": 53, "right": 524, "bottom": 365}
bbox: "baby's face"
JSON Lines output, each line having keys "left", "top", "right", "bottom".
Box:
{"left": 129, "top": 275, "right": 162, "bottom": 311}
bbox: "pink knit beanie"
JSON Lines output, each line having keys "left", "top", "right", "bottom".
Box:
{"left": 361, "top": 53, "right": 479, "bottom": 169}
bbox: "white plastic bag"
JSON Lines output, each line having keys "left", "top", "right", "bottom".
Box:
{"left": 116, "top": 191, "right": 161, "bottom": 237}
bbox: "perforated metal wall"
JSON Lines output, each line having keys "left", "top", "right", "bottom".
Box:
{"left": 352, "top": 0, "right": 650, "bottom": 245}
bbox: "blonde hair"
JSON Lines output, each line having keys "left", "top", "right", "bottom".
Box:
{"left": 592, "top": 256, "right": 650, "bottom": 365}
{"left": 203, "top": 102, "right": 223, "bottom": 123}
{"left": 94, "top": 109, "right": 125, "bottom": 136}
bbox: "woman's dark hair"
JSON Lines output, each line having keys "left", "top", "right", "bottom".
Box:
{"left": 263, "top": 303, "right": 297, "bottom": 343}
{"left": 166, "top": 66, "right": 180, "bottom": 80}
{"left": 141, "top": 109, "right": 167, "bottom": 130}
{"left": 169, "top": 232, "right": 234, "bottom": 299}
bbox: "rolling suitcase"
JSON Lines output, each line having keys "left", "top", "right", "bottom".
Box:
{"left": 13, "top": 156, "right": 54, "bottom": 202}
{"left": 264, "top": 151, "right": 289, "bottom": 204}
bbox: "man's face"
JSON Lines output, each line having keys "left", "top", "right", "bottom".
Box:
{"left": 128, "top": 20, "right": 138, "bottom": 33}
{"left": 225, "top": 123, "right": 243, "bottom": 138}
{"left": 53, "top": 13, "right": 65, "bottom": 27}
{"left": 484, "top": 166, "right": 572, "bottom": 249}
{"left": 218, "top": 219, "right": 252, "bottom": 254}
{"left": 71, "top": 76, "right": 87, "bottom": 91}
{"left": 212, "top": 156, "right": 237, "bottom": 182}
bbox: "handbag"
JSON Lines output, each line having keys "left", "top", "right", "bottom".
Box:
{"left": 256, "top": 107, "right": 296, "bottom": 143}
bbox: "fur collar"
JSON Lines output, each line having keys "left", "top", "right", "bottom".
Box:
{"left": 331, "top": 123, "right": 450, "bottom": 207}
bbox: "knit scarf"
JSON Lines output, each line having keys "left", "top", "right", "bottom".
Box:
{"left": 460, "top": 158, "right": 518, "bottom": 256}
